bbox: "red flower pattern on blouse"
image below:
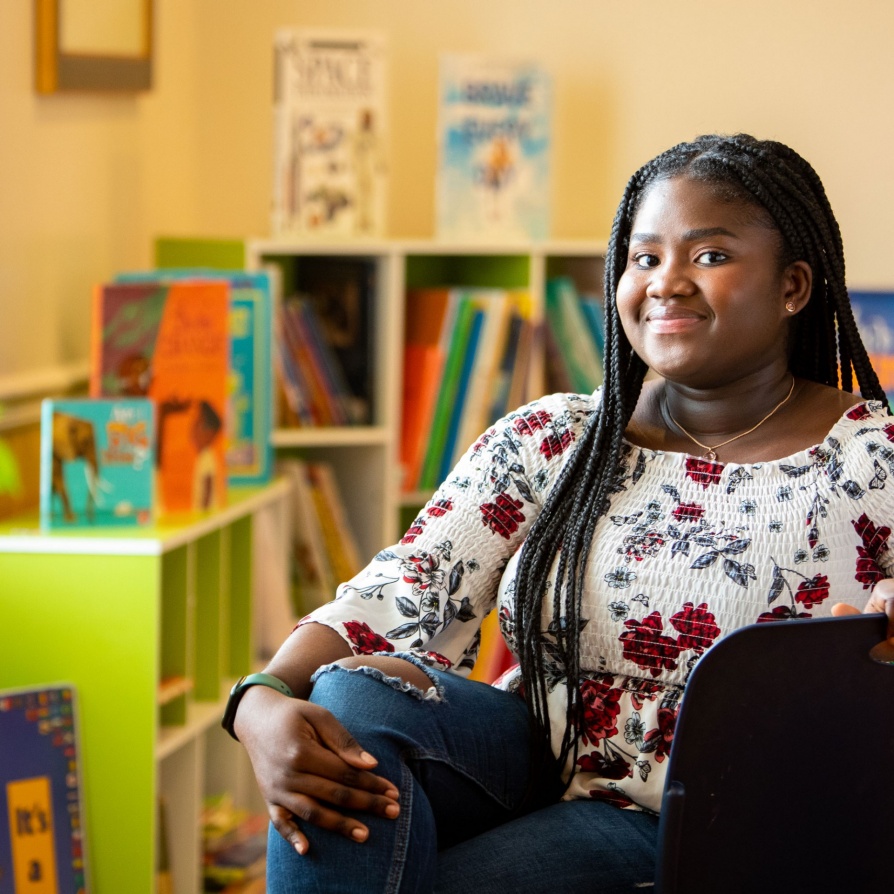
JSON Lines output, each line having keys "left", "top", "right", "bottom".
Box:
{"left": 846, "top": 403, "right": 871, "bottom": 421}
{"left": 669, "top": 602, "right": 721, "bottom": 652}
{"left": 576, "top": 749, "right": 632, "bottom": 780}
{"left": 343, "top": 620, "right": 395, "bottom": 654}
{"left": 588, "top": 788, "right": 635, "bottom": 809}
{"left": 684, "top": 457, "right": 724, "bottom": 489}
{"left": 578, "top": 676, "right": 624, "bottom": 746}
{"left": 757, "top": 605, "right": 812, "bottom": 623}
{"left": 513, "top": 410, "right": 552, "bottom": 436}
{"left": 883, "top": 423, "right": 894, "bottom": 444}
{"left": 672, "top": 502, "right": 706, "bottom": 522}
{"left": 619, "top": 612, "right": 682, "bottom": 676}
{"left": 427, "top": 498, "right": 454, "bottom": 518}
{"left": 540, "top": 430, "right": 575, "bottom": 460}
{"left": 853, "top": 513, "right": 891, "bottom": 589}
{"left": 642, "top": 706, "right": 677, "bottom": 764}
{"left": 794, "top": 574, "right": 831, "bottom": 608}
{"left": 480, "top": 493, "right": 526, "bottom": 539}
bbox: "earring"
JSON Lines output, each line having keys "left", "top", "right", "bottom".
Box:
{"left": 786, "top": 301, "right": 796, "bottom": 313}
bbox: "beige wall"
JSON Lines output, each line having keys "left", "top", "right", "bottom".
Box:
{"left": 2, "top": 0, "right": 893, "bottom": 384}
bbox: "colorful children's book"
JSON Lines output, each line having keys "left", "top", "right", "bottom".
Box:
{"left": 436, "top": 54, "right": 552, "bottom": 242}
{"left": 0, "top": 683, "right": 89, "bottom": 894}
{"left": 849, "top": 290, "right": 894, "bottom": 402}
{"left": 116, "top": 269, "right": 274, "bottom": 486}
{"left": 40, "top": 398, "right": 154, "bottom": 528}
{"left": 545, "top": 276, "right": 604, "bottom": 393}
{"left": 272, "top": 28, "right": 388, "bottom": 238}
{"left": 91, "top": 280, "right": 230, "bottom": 515}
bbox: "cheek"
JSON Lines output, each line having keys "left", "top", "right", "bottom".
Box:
{"left": 615, "top": 274, "right": 644, "bottom": 338}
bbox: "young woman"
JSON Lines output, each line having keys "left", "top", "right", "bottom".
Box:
{"left": 230, "top": 134, "right": 894, "bottom": 893}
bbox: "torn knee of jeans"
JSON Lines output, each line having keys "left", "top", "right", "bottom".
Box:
{"left": 311, "top": 656, "right": 444, "bottom": 702}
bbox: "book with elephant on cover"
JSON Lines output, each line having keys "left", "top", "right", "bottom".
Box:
{"left": 39, "top": 398, "right": 155, "bottom": 529}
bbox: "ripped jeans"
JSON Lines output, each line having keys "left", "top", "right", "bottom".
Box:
{"left": 266, "top": 660, "right": 659, "bottom": 894}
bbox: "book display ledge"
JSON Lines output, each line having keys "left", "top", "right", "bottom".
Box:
{"left": 0, "top": 480, "right": 291, "bottom": 894}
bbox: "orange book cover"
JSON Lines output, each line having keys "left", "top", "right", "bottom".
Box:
{"left": 91, "top": 280, "right": 230, "bottom": 514}
{"left": 401, "top": 288, "right": 455, "bottom": 491}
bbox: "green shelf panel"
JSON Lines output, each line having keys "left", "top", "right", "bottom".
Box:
{"left": 0, "top": 551, "right": 159, "bottom": 894}
{"left": 155, "top": 236, "right": 246, "bottom": 270}
{"left": 160, "top": 546, "right": 189, "bottom": 726}
{"left": 405, "top": 254, "right": 530, "bottom": 289}
{"left": 194, "top": 531, "right": 223, "bottom": 700}
{"left": 226, "top": 515, "right": 253, "bottom": 676}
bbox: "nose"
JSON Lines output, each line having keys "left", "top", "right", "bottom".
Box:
{"left": 645, "top": 256, "right": 697, "bottom": 300}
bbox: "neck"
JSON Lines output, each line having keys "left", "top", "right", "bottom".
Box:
{"left": 662, "top": 370, "right": 797, "bottom": 447}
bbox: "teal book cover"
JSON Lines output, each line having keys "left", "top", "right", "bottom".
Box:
{"left": 116, "top": 268, "right": 274, "bottom": 484}
{"left": 436, "top": 54, "right": 552, "bottom": 242}
{"left": 40, "top": 398, "right": 155, "bottom": 528}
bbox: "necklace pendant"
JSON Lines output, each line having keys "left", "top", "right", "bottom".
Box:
{"left": 705, "top": 450, "right": 718, "bottom": 461}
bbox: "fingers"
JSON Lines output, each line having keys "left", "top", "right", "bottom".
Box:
{"left": 831, "top": 602, "right": 860, "bottom": 617}
{"left": 306, "top": 702, "right": 383, "bottom": 771}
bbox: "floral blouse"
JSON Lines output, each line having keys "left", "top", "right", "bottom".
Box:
{"left": 302, "top": 392, "right": 894, "bottom": 813}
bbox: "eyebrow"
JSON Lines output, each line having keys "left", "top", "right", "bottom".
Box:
{"left": 629, "top": 226, "right": 739, "bottom": 243}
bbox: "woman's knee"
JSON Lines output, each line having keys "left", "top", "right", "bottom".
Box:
{"left": 331, "top": 654, "right": 438, "bottom": 694}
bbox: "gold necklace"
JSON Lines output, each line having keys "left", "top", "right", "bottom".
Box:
{"left": 665, "top": 376, "right": 797, "bottom": 461}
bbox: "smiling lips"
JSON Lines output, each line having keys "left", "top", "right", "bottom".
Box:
{"left": 644, "top": 305, "right": 706, "bottom": 333}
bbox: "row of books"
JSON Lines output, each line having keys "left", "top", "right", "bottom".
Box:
{"left": 272, "top": 29, "right": 551, "bottom": 243}
{"left": 398, "top": 277, "right": 606, "bottom": 493}
{"left": 272, "top": 256, "right": 377, "bottom": 429}
{"left": 40, "top": 271, "right": 273, "bottom": 529}
{"left": 400, "top": 286, "right": 536, "bottom": 493}
{"left": 281, "top": 458, "right": 364, "bottom": 616}
{"left": 543, "top": 276, "right": 605, "bottom": 394}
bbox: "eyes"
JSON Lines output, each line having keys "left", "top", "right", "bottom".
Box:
{"left": 630, "top": 249, "right": 729, "bottom": 269}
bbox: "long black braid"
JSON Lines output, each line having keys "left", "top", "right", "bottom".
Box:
{"left": 512, "top": 133, "right": 889, "bottom": 783}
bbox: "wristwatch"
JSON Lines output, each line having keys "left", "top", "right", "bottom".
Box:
{"left": 221, "top": 672, "right": 294, "bottom": 741}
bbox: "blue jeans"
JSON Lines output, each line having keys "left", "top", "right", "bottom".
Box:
{"left": 266, "top": 662, "right": 658, "bottom": 893}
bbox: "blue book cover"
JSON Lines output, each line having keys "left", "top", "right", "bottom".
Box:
{"left": 436, "top": 54, "right": 552, "bottom": 242}
{"left": 40, "top": 398, "right": 155, "bottom": 528}
{"left": 849, "top": 290, "right": 894, "bottom": 403}
{"left": 0, "top": 684, "right": 89, "bottom": 893}
{"left": 438, "top": 307, "right": 485, "bottom": 481}
{"left": 116, "top": 268, "right": 273, "bottom": 484}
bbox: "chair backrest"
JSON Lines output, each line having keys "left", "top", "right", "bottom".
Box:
{"left": 655, "top": 613, "right": 893, "bottom": 894}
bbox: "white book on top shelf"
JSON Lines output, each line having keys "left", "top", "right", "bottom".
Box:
{"left": 272, "top": 28, "right": 388, "bottom": 239}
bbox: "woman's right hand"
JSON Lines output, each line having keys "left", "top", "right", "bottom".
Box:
{"left": 234, "top": 684, "right": 401, "bottom": 854}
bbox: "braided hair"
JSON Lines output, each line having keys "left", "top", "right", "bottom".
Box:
{"left": 513, "top": 133, "right": 889, "bottom": 780}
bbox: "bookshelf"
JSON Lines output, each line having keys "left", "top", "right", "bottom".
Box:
{"left": 246, "top": 238, "right": 608, "bottom": 530}
{"left": 0, "top": 480, "right": 290, "bottom": 894}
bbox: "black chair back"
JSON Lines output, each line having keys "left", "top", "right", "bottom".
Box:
{"left": 655, "top": 613, "right": 893, "bottom": 894}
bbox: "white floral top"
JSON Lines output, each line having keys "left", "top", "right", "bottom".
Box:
{"left": 303, "top": 391, "right": 893, "bottom": 813}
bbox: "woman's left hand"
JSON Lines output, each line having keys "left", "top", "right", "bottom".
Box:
{"left": 832, "top": 578, "right": 894, "bottom": 662}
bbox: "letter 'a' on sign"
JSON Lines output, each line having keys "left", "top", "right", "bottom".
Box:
{"left": 7, "top": 776, "right": 59, "bottom": 893}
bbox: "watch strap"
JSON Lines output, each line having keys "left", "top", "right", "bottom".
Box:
{"left": 221, "top": 672, "right": 294, "bottom": 741}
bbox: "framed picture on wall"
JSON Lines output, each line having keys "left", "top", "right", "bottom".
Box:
{"left": 35, "top": 0, "right": 153, "bottom": 94}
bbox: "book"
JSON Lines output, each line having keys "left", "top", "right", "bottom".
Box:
{"left": 116, "top": 269, "right": 274, "bottom": 486}
{"left": 400, "top": 288, "right": 455, "bottom": 492}
{"left": 91, "top": 280, "right": 230, "bottom": 515}
{"left": 0, "top": 683, "right": 89, "bottom": 894}
{"left": 438, "top": 305, "right": 486, "bottom": 480}
{"left": 279, "top": 458, "right": 335, "bottom": 615}
{"left": 436, "top": 54, "right": 552, "bottom": 242}
{"left": 849, "top": 290, "right": 894, "bottom": 401}
{"left": 418, "top": 294, "right": 480, "bottom": 490}
{"left": 202, "top": 795, "right": 267, "bottom": 892}
{"left": 305, "top": 462, "right": 364, "bottom": 587}
{"left": 544, "top": 276, "right": 604, "bottom": 393}
{"left": 291, "top": 257, "right": 378, "bottom": 424}
{"left": 40, "top": 398, "right": 155, "bottom": 529}
{"left": 272, "top": 28, "right": 388, "bottom": 238}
